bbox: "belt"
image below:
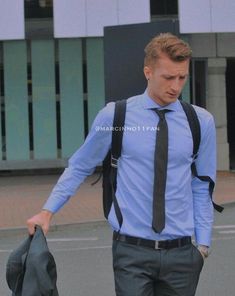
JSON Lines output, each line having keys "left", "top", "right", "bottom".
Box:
{"left": 113, "top": 231, "right": 191, "bottom": 250}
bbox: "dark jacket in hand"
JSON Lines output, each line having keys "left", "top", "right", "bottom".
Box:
{"left": 6, "top": 226, "right": 59, "bottom": 296}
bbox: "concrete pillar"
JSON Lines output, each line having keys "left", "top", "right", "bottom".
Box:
{"left": 207, "top": 58, "right": 229, "bottom": 171}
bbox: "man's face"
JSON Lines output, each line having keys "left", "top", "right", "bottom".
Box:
{"left": 144, "top": 53, "right": 189, "bottom": 106}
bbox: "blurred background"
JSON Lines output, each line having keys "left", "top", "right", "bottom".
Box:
{"left": 0, "top": 0, "right": 234, "bottom": 174}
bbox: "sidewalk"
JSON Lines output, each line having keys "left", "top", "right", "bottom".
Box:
{"left": 0, "top": 171, "right": 234, "bottom": 232}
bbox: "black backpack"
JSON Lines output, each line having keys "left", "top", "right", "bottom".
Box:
{"left": 102, "top": 99, "right": 223, "bottom": 227}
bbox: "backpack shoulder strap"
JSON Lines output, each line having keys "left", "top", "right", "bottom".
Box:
{"left": 111, "top": 99, "right": 127, "bottom": 167}
{"left": 180, "top": 100, "right": 201, "bottom": 158}
{"left": 180, "top": 100, "right": 224, "bottom": 213}
{"left": 108, "top": 99, "right": 127, "bottom": 227}
{"left": 91, "top": 100, "right": 127, "bottom": 187}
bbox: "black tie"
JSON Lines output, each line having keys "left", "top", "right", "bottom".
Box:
{"left": 152, "top": 109, "right": 170, "bottom": 233}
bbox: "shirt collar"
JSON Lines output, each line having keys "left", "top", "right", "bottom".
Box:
{"left": 141, "top": 89, "right": 181, "bottom": 112}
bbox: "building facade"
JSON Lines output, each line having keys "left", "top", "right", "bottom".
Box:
{"left": 0, "top": 0, "right": 234, "bottom": 171}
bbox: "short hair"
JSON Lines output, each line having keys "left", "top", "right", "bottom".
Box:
{"left": 144, "top": 33, "right": 192, "bottom": 67}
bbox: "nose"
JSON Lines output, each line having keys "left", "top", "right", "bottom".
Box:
{"left": 170, "top": 79, "right": 181, "bottom": 93}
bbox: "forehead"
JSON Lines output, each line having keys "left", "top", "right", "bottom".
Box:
{"left": 154, "top": 55, "right": 189, "bottom": 75}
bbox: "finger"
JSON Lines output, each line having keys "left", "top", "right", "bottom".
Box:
{"left": 27, "top": 220, "right": 36, "bottom": 235}
{"left": 41, "top": 224, "right": 49, "bottom": 235}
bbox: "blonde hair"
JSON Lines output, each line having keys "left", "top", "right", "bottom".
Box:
{"left": 144, "top": 33, "right": 192, "bottom": 66}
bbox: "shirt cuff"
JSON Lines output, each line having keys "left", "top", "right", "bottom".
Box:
{"left": 195, "top": 227, "right": 213, "bottom": 247}
{"left": 42, "top": 199, "right": 62, "bottom": 214}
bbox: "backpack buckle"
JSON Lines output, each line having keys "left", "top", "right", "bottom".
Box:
{"left": 111, "top": 156, "right": 118, "bottom": 168}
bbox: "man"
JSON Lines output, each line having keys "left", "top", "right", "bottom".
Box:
{"left": 27, "top": 33, "right": 215, "bottom": 296}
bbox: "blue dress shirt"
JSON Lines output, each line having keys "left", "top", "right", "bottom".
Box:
{"left": 43, "top": 91, "right": 215, "bottom": 246}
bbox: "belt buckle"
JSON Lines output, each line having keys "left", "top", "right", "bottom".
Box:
{"left": 155, "top": 240, "right": 161, "bottom": 250}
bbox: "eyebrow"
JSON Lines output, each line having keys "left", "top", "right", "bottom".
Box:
{"left": 162, "top": 73, "right": 188, "bottom": 78}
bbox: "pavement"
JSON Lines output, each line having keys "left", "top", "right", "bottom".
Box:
{"left": 0, "top": 171, "right": 234, "bottom": 234}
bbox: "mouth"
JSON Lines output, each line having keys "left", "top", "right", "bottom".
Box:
{"left": 167, "top": 92, "right": 178, "bottom": 98}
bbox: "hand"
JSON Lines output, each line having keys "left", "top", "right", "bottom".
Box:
{"left": 197, "top": 245, "right": 209, "bottom": 259}
{"left": 27, "top": 210, "right": 53, "bottom": 235}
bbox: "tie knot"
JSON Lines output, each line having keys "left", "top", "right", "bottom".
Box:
{"left": 153, "top": 109, "right": 170, "bottom": 120}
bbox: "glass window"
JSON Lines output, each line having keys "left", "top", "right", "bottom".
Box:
{"left": 150, "top": 0, "right": 178, "bottom": 17}
{"left": 0, "top": 43, "right": 3, "bottom": 97}
{"left": 226, "top": 59, "right": 235, "bottom": 169}
{"left": 25, "top": 0, "right": 53, "bottom": 39}
{"left": 25, "top": 0, "right": 53, "bottom": 19}
{"left": 190, "top": 59, "right": 207, "bottom": 108}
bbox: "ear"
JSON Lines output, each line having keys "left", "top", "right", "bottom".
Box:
{"left": 143, "top": 66, "right": 152, "bottom": 81}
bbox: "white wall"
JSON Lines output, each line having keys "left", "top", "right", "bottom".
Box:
{"left": 54, "top": 0, "right": 150, "bottom": 38}
{"left": 117, "top": 0, "right": 150, "bottom": 26}
{"left": 0, "top": 0, "right": 25, "bottom": 40}
{"left": 179, "top": 0, "right": 235, "bottom": 33}
{"left": 211, "top": 0, "right": 235, "bottom": 32}
{"left": 53, "top": 0, "right": 86, "bottom": 38}
{"left": 0, "top": 0, "right": 150, "bottom": 39}
{"left": 86, "top": 0, "right": 118, "bottom": 36}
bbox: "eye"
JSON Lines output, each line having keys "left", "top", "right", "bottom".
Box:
{"left": 165, "top": 76, "right": 174, "bottom": 80}
{"left": 179, "top": 76, "right": 187, "bottom": 80}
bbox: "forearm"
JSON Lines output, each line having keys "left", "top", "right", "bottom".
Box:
{"left": 193, "top": 179, "right": 214, "bottom": 246}
{"left": 43, "top": 165, "right": 94, "bottom": 213}
{"left": 43, "top": 105, "right": 114, "bottom": 212}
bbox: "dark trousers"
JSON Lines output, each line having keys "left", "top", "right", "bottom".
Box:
{"left": 112, "top": 240, "right": 204, "bottom": 296}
